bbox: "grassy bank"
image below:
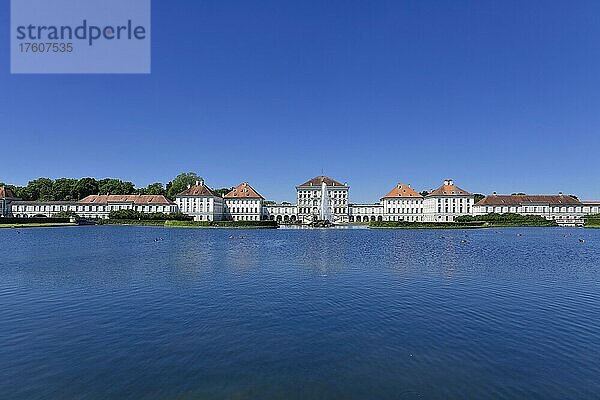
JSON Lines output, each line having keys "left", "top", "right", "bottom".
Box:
{"left": 0, "top": 217, "right": 76, "bottom": 228}
{"left": 0, "top": 222, "right": 77, "bottom": 228}
{"left": 585, "top": 217, "right": 600, "bottom": 228}
{"left": 456, "top": 213, "right": 557, "bottom": 227}
{"left": 481, "top": 221, "right": 557, "bottom": 227}
{"left": 369, "top": 221, "right": 486, "bottom": 229}
{"left": 96, "top": 219, "right": 167, "bottom": 226}
{"left": 369, "top": 214, "right": 558, "bottom": 229}
{"left": 165, "top": 220, "right": 278, "bottom": 229}
{"left": 369, "top": 221, "right": 555, "bottom": 229}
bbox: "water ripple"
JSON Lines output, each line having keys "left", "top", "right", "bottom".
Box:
{"left": 1, "top": 226, "right": 600, "bottom": 399}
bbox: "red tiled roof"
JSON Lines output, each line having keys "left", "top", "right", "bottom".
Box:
{"left": 427, "top": 180, "right": 472, "bottom": 197}
{"left": 475, "top": 195, "right": 582, "bottom": 206}
{"left": 298, "top": 176, "right": 346, "bottom": 187}
{"left": 382, "top": 183, "right": 423, "bottom": 199}
{"left": 177, "top": 183, "right": 219, "bottom": 197}
{"left": 12, "top": 200, "right": 73, "bottom": 205}
{"left": 0, "top": 186, "right": 16, "bottom": 199}
{"left": 225, "top": 182, "right": 264, "bottom": 199}
{"left": 78, "top": 194, "right": 174, "bottom": 205}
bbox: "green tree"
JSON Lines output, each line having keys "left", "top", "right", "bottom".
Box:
{"left": 53, "top": 210, "right": 79, "bottom": 219}
{"left": 98, "top": 178, "right": 135, "bottom": 195}
{"left": 52, "top": 178, "right": 78, "bottom": 201}
{"left": 474, "top": 193, "right": 485, "bottom": 203}
{"left": 138, "top": 182, "right": 166, "bottom": 195}
{"left": 109, "top": 209, "right": 141, "bottom": 220}
{"left": 73, "top": 178, "right": 99, "bottom": 200}
{"left": 213, "top": 187, "right": 233, "bottom": 197}
{"left": 166, "top": 172, "right": 201, "bottom": 199}
{"left": 20, "top": 178, "right": 54, "bottom": 201}
{"left": 108, "top": 209, "right": 191, "bottom": 221}
{"left": 420, "top": 191, "right": 429, "bottom": 197}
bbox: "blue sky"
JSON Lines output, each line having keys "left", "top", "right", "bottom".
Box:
{"left": 1, "top": 0, "right": 599, "bottom": 203}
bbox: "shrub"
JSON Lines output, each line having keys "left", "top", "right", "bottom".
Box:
{"left": 455, "top": 213, "right": 557, "bottom": 226}
{"left": 53, "top": 210, "right": 79, "bottom": 219}
{"left": 585, "top": 214, "right": 600, "bottom": 227}
{"left": 108, "top": 209, "right": 193, "bottom": 221}
{"left": 456, "top": 213, "right": 550, "bottom": 223}
{"left": 369, "top": 220, "right": 484, "bottom": 229}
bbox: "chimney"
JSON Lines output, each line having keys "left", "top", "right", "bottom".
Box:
{"left": 187, "top": 184, "right": 191, "bottom": 189}
{"left": 493, "top": 191, "right": 497, "bottom": 195}
{"left": 559, "top": 192, "right": 563, "bottom": 196}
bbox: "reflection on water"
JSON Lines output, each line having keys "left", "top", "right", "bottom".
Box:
{"left": 1, "top": 226, "right": 600, "bottom": 399}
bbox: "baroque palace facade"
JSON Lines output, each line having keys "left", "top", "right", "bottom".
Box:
{"left": 2, "top": 176, "right": 600, "bottom": 225}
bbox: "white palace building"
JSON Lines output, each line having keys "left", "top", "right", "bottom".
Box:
{"left": 472, "top": 194, "right": 600, "bottom": 225}
{"left": 7, "top": 194, "right": 177, "bottom": 219}
{"left": 1, "top": 176, "right": 599, "bottom": 225}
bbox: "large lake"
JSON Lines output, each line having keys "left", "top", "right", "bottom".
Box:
{"left": 1, "top": 226, "right": 599, "bottom": 399}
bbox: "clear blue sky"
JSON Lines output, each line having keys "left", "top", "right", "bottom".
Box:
{"left": 1, "top": 0, "right": 599, "bottom": 203}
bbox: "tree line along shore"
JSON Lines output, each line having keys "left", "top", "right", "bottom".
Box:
{"left": 0, "top": 173, "right": 218, "bottom": 203}
{"left": 2, "top": 172, "right": 599, "bottom": 229}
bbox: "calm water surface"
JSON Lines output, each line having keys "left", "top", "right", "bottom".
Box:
{"left": 1, "top": 226, "right": 600, "bottom": 399}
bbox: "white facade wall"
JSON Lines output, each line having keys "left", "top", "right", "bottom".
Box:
{"left": 349, "top": 204, "right": 384, "bottom": 222}
{"left": 473, "top": 203, "right": 600, "bottom": 222}
{"left": 296, "top": 186, "right": 349, "bottom": 223}
{"left": 382, "top": 198, "right": 424, "bottom": 222}
{"left": 0, "top": 199, "right": 9, "bottom": 217}
{"left": 263, "top": 204, "right": 298, "bottom": 223}
{"left": 10, "top": 202, "right": 177, "bottom": 219}
{"left": 12, "top": 203, "right": 76, "bottom": 218}
{"left": 584, "top": 204, "right": 600, "bottom": 215}
{"left": 176, "top": 196, "right": 224, "bottom": 221}
{"left": 423, "top": 196, "right": 474, "bottom": 222}
{"left": 224, "top": 198, "right": 263, "bottom": 221}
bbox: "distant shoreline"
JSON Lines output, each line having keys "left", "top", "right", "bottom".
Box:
{"left": 0, "top": 223, "right": 77, "bottom": 229}
{"left": 2, "top": 222, "right": 597, "bottom": 230}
